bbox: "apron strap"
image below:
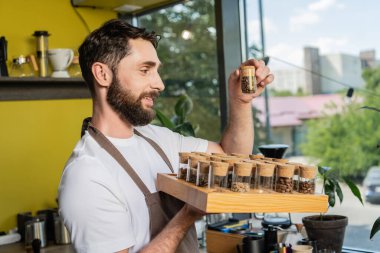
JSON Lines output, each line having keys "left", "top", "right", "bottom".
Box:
{"left": 88, "top": 124, "right": 152, "bottom": 196}
{"left": 134, "top": 130, "right": 174, "bottom": 173}
{"left": 86, "top": 120, "right": 174, "bottom": 196}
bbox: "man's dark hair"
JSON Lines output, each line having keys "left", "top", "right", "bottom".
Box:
{"left": 78, "top": 19, "right": 159, "bottom": 97}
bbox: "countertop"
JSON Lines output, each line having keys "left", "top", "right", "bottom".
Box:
{"left": 0, "top": 242, "right": 74, "bottom": 253}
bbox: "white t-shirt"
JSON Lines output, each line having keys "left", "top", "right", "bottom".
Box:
{"left": 58, "top": 124, "right": 208, "bottom": 253}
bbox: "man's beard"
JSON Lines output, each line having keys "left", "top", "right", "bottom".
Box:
{"left": 106, "top": 77, "right": 159, "bottom": 126}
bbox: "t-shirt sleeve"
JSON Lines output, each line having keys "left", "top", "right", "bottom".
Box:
{"left": 58, "top": 157, "right": 136, "bottom": 253}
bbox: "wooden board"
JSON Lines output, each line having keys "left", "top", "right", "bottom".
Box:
{"left": 157, "top": 173, "right": 328, "bottom": 213}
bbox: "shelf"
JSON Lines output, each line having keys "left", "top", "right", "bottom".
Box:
{"left": 0, "top": 77, "right": 90, "bottom": 101}
{"left": 157, "top": 173, "right": 328, "bottom": 213}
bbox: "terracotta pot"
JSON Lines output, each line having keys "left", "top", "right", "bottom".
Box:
{"left": 302, "top": 215, "right": 348, "bottom": 253}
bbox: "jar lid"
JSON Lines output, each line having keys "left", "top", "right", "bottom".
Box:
{"left": 33, "top": 31, "right": 50, "bottom": 37}
{"left": 241, "top": 65, "right": 255, "bottom": 70}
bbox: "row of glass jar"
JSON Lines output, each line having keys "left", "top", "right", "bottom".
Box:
{"left": 177, "top": 152, "right": 317, "bottom": 194}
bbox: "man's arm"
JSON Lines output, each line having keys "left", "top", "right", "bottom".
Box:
{"left": 117, "top": 204, "right": 203, "bottom": 253}
{"left": 207, "top": 59, "right": 274, "bottom": 154}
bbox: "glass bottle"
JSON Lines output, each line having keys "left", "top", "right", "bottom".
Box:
{"left": 231, "top": 162, "right": 252, "bottom": 193}
{"left": 298, "top": 165, "right": 317, "bottom": 194}
{"left": 10, "top": 55, "right": 35, "bottom": 77}
{"left": 209, "top": 161, "right": 229, "bottom": 190}
{"left": 275, "top": 164, "right": 295, "bottom": 193}
{"left": 177, "top": 152, "right": 191, "bottom": 180}
{"left": 196, "top": 160, "right": 210, "bottom": 187}
{"left": 240, "top": 65, "right": 257, "bottom": 94}
{"left": 222, "top": 157, "right": 242, "bottom": 188}
{"left": 256, "top": 162, "right": 276, "bottom": 192}
{"left": 186, "top": 155, "right": 201, "bottom": 184}
{"left": 288, "top": 162, "right": 302, "bottom": 192}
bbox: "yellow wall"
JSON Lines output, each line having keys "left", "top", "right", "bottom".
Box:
{"left": 0, "top": 0, "right": 117, "bottom": 231}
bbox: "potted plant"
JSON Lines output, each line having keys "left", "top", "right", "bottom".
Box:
{"left": 302, "top": 166, "right": 363, "bottom": 253}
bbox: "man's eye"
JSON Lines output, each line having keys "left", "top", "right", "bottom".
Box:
{"left": 141, "top": 69, "right": 149, "bottom": 74}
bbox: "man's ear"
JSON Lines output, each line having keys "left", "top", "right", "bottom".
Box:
{"left": 92, "top": 62, "right": 113, "bottom": 88}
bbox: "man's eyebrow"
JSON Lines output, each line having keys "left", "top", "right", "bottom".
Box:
{"left": 141, "top": 61, "right": 162, "bottom": 68}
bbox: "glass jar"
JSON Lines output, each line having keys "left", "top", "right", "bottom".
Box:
{"left": 288, "top": 162, "right": 302, "bottom": 192}
{"left": 209, "top": 161, "right": 229, "bottom": 190}
{"left": 298, "top": 165, "right": 317, "bottom": 194}
{"left": 231, "top": 162, "right": 252, "bottom": 193}
{"left": 275, "top": 164, "right": 295, "bottom": 193}
{"left": 244, "top": 160, "right": 259, "bottom": 189}
{"left": 186, "top": 155, "right": 201, "bottom": 184}
{"left": 231, "top": 153, "right": 250, "bottom": 159}
{"left": 177, "top": 152, "right": 191, "bottom": 180}
{"left": 196, "top": 160, "right": 210, "bottom": 187}
{"left": 222, "top": 157, "right": 241, "bottom": 188}
{"left": 68, "top": 55, "right": 82, "bottom": 78}
{"left": 256, "top": 162, "right": 276, "bottom": 192}
{"left": 10, "top": 55, "right": 35, "bottom": 77}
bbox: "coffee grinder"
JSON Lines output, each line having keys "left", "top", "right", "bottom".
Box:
{"left": 0, "top": 36, "right": 9, "bottom": 77}
{"left": 33, "top": 31, "right": 50, "bottom": 77}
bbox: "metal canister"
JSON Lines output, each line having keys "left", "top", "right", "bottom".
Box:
{"left": 54, "top": 214, "right": 71, "bottom": 244}
{"left": 25, "top": 218, "right": 47, "bottom": 248}
{"left": 33, "top": 31, "right": 50, "bottom": 77}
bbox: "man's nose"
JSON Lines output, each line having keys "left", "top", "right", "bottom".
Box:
{"left": 152, "top": 74, "right": 165, "bottom": 92}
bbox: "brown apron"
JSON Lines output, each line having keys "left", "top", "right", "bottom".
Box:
{"left": 84, "top": 119, "right": 199, "bottom": 253}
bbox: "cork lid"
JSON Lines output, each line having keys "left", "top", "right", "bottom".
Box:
{"left": 300, "top": 165, "right": 317, "bottom": 179}
{"left": 221, "top": 157, "right": 242, "bottom": 168}
{"left": 273, "top": 158, "right": 289, "bottom": 163}
{"left": 210, "top": 156, "right": 223, "bottom": 162}
{"left": 199, "top": 160, "right": 210, "bottom": 173}
{"left": 242, "top": 159, "right": 258, "bottom": 168}
{"left": 179, "top": 152, "right": 191, "bottom": 163}
{"left": 211, "top": 161, "right": 229, "bottom": 176}
{"left": 287, "top": 162, "right": 303, "bottom": 175}
{"left": 188, "top": 155, "right": 202, "bottom": 168}
{"left": 233, "top": 162, "right": 252, "bottom": 176}
{"left": 231, "top": 153, "right": 250, "bottom": 159}
{"left": 261, "top": 157, "right": 275, "bottom": 161}
{"left": 257, "top": 162, "right": 275, "bottom": 177}
{"left": 192, "top": 152, "right": 210, "bottom": 157}
{"left": 241, "top": 65, "right": 255, "bottom": 70}
{"left": 277, "top": 164, "right": 295, "bottom": 178}
{"left": 211, "top": 152, "right": 227, "bottom": 157}
{"left": 249, "top": 154, "right": 265, "bottom": 160}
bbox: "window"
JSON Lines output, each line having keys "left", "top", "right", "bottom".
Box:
{"left": 137, "top": 0, "right": 221, "bottom": 141}
{"left": 246, "top": 0, "right": 380, "bottom": 251}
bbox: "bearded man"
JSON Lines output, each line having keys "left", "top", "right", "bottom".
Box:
{"left": 58, "top": 19, "right": 273, "bottom": 253}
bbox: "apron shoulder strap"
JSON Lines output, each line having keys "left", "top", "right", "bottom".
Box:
{"left": 88, "top": 125, "right": 151, "bottom": 196}
{"left": 134, "top": 129, "right": 174, "bottom": 173}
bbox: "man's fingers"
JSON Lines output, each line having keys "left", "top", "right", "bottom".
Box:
{"left": 258, "top": 74, "right": 274, "bottom": 87}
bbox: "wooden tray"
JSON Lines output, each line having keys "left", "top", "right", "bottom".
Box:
{"left": 157, "top": 173, "right": 328, "bottom": 213}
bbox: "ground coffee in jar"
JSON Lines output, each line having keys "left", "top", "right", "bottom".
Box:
{"left": 196, "top": 160, "right": 210, "bottom": 187}
{"left": 240, "top": 65, "right": 257, "bottom": 94}
{"left": 275, "top": 164, "right": 295, "bottom": 193}
{"left": 231, "top": 162, "right": 252, "bottom": 193}
{"left": 178, "top": 152, "right": 191, "bottom": 180}
{"left": 187, "top": 155, "right": 202, "bottom": 184}
{"left": 299, "top": 165, "right": 317, "bottom": 194}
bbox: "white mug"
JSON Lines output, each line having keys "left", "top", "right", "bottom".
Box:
{"left": 48, "top": 48, "right": 74, "bottom": 77}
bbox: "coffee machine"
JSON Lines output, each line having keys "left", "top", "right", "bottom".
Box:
{"left": 0, "top": 36, "right": 9, "bottom": 77}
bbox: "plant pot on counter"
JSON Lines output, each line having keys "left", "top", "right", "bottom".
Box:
{"left": 302, "top": 215, "right": 348, "bottom": 253}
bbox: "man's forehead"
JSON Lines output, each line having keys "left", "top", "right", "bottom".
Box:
{"left": 126, "top": 39, "right": 161, "bottom": 65}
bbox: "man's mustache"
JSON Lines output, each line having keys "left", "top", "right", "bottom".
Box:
{"left": 138, "top": 91, "right": 160, "bottom": 102}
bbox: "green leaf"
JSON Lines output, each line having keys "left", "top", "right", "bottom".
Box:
{"left": 344, "top": 177, "right": 364, "bottom": 206}
{"left": 325, "top": 181, "right": 336, "bottom": 207}
{"left": 360, "top": 106, "right": 380, "bottom": 113}
{"left": 174, "top": 122, "right": 195, "bottom": 137}
{"left": 370, "top": 217, "right": 380, "bottom": 239}
{"left": 175, "top": 94, "right": 193, "bottom": 120}
{"left": 155, "top": 109, "right": 175, "bottom": 130}
{"left": 333, "top": 180, "right": 344, "bottom": 204}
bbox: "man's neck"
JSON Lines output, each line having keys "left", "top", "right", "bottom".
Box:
{"left": 91, "top": 102, "right": 135, "bottom": 139}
